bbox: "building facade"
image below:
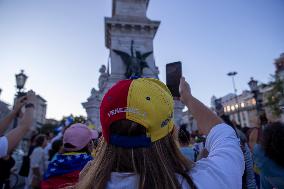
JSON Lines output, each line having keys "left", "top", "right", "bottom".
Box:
{"left": 212, "top": 91, "right": 260, "bottom": 127}
{"left": 33, "top": 95, "right": 47, "bottom": 129}
{"left": 212, "top": 53, "right": 284, "bottom": 128}
{"left": 0, "top": 100, "right": 11, "bottom": 123}
{"left": 180, "top": 110, "right": 198, "bottom": 133}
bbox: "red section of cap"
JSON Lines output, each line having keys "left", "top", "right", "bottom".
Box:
{"left": 100, "top": 79, "right": 132, "bottom": 143}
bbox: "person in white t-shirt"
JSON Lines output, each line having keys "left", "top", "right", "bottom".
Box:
{"left": 27, "top": 134, "right": 48, "bottom": 189}
{"left": 0, "top": 91, "right": 36, "bottom": 158}
{"left": 76, "top": 77, "right": 244, "bottom": 189}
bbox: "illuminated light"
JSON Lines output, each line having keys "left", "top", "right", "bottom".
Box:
{"left": 241, "top": 102, "right": 245, "bottom": 108}
{"left": 235, "top": 104, "right": 239, "bottom": 109}
{"left": 227, "top": 106, "right": 231, "bottom": 111}
{"left": 272, "top": 96, "right": 275, "bottom": 100}
{"left": 231, "top": 106, "right": 235, "bottom": 111}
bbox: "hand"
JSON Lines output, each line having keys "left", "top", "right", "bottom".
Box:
{"left": 196, "top": 148, "right": 209, "bottom": 161}
{"left": 12, "top": 96, "right": 27, "bottom": 116}
{"left": 18, "top": 91, "right": 36, "bottom": 130}
{"left": 179, "top": 77, "right": 192, "bottom": 104}
{"left": 25, "top": 90, "right": 37, "bottom": 106}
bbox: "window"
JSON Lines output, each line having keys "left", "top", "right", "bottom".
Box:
{"left": 227, "top": 106, "right": 231, "bottom": 111}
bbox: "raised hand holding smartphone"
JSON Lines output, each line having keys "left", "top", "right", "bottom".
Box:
{"left": 166, "top": 61, "right": 182, "bottom": 98}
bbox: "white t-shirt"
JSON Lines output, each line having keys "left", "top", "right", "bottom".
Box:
{"left": 189, "top": 123, "right": 245, "bottom": 189}
{"left": 27, "top": 147, "right": 47, "bottom": 186}
{"left": 104, "top": 123, "right": 245, "bottom": 189}
{"left": 0, "top": 136, "right": 8, "bottom": 158}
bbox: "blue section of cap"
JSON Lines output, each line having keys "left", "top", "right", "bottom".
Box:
{"left": 110, "top": 134, "right": 151, "bottom": 148}
{"left": 129, "top": 76, "right": 141, "bottom": 80}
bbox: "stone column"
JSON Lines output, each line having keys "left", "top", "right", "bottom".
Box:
{"left": 173, "top": 100, "right": 185, "bottom": 127}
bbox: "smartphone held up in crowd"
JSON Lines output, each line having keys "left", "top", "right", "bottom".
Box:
{"left": 166, "top": 61, "right": 182, "bottom": 98}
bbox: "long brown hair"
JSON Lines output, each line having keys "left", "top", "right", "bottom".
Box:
{"left": 76, "top": 120, "right": 195, "bottom": 189}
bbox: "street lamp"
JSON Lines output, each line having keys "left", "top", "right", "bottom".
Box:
{"left": 227, "top": 72, "right": 238, "bottom": 93}
{"left": 248, "top": 77, "right": 268, "bottom": 127}
{"left": 15, "top": 70, "right": 28, "bottom": 97}
{"left": 248, "top": 78, "right": 259, "bottom": 113}
{"left": 13, "top": 70, "right": 28, "bottom": 128}
{"left": 227, "top": 71, "right": 241, "bottom": 125}
{"left": 248, "top": 77, "right": 258, "bottom": 92}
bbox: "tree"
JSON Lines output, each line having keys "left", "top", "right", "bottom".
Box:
{"left": 73, "top": 115, "right": 87, "bottom": 124}
{"left": 40, "top": 123, "right": 58, "bottom": 134}
{"left": 266, "top": 75, "right": 284, "bottom": 117}
{"left": 59, "top": 115, "right": 87, "bottom": 127}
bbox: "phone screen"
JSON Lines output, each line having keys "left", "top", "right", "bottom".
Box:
{"left": 166, "top": 61, "right": 182, "bottom": 97}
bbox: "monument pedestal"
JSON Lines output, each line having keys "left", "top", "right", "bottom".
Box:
{"left": 83, "top": 0, "right": 185, "bottom": 131}
{"left": 174, "top": 100, "right": 185, "bottom": 127}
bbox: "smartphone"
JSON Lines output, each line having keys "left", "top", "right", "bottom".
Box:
{"left": 166, "top": 61, "right": 182, "bottom": 97}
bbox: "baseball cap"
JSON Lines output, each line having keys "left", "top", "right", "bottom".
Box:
{"left": 63, "top": 123, "right": 99, "bottom": 152}
{"left": 100, "top": 78, "right": 174, "bottom": 148}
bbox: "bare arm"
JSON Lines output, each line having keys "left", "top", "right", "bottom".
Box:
{"left": 0, "top": 96, "right": 26, "bottom": 134}
{"left": 179, "top": 77, "right": 222, "bottom": 135}
{"left": 248, "top": 128, "right": 258, "bottom": 151}
{"left": 179, "top": 78, "right": 244, "bottom": 188}
{"left": 5, "top": 91, "right": 36, "bottom": 154}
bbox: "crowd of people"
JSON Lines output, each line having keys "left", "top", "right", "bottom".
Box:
{"left": 0, "top": 77, "right": 284, "bottom": 189}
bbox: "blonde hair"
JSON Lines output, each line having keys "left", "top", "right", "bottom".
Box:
{"left": 76, "top": 120, "right": 195, "bottom": 189}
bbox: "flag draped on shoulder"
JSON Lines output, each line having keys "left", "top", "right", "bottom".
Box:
{"left": 41, "top": 153, "right": 93, "bottom": 189}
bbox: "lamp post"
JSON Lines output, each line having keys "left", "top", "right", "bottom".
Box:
{"left": 13, "top": 70, "right": 28, "bottom": 128}
{"left": 248, "top": 77, "right": 268, "bottom": 127}
{"left": 15, "top": 70, "right": 28, "bottom": 97}
{"left": 227, "top": 71, "right": 241, "bottom": 125}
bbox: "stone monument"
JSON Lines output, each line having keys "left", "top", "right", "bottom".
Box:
{"left": 82, "top": 0, "right": 184, "bottom": 130}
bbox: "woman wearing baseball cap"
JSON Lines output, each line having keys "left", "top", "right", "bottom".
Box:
{"left": 41, "top": 123, "right": 98, "bottom": 189}
{"left": 77, "top": 77, "right": 244, "bottom": 189}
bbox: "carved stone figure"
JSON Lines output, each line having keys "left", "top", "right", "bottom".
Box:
{"left": 91, "top": 88, "right": 99, "bottom": 98}
{"left": 98, "top": 65, "right": 108, "bottom": 92}
{"left": 113, "top": 40, "right": 152, "bottom": 78}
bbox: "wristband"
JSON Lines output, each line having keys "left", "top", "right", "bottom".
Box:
{"left": 25, "top": 103, "right": 35, "bottom": 109}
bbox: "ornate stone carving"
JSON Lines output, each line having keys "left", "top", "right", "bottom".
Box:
{"left": 90, "top": 88, "right": 99, "bottom": 98}
{"left": 98, "top": 65, "right": 109, "bottom": 92}
{"left": 113, "top": 40, "right": 152, "bottom": 78}
{"left": 83, "top": 0, "right": 163, "bottom": 131}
